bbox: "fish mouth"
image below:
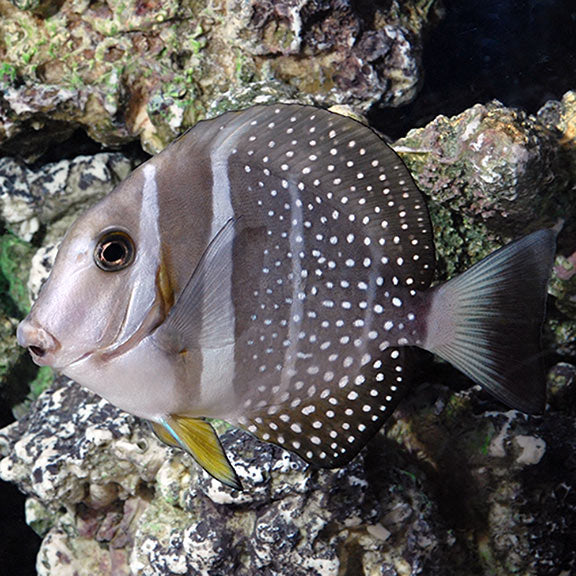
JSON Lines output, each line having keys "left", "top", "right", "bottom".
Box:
{"left": 17, "top": 320, "right": 63, "bottom": 368}
{"left": 26, "top": 348, "right": 61, "bottom": 369}
{"left": 27, "top": 346, "right": 61, "bottom": 368}
{"left": 27, "top": 346, "right": 54, "bottom": 367}
{"left": 28, "top": 345, "right": 47, "bottom": 360}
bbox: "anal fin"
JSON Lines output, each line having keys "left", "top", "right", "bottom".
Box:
{"left": 157, "top": 415, "right": 242, "bottom": 490}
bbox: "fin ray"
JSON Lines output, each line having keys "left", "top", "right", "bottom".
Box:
{"left": 422, "top": 229, "right": 557, "bottom": 413}
{"left": 157, "top": 218, "right": 239, "bottom": 351}
{"left": 151, "top": 421, "right": 180, "bottom": 448}
{"left": 159, "top": 415, "right": 242, "bottom": 490}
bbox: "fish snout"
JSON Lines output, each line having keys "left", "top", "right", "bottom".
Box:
{"left": 17, "top": 318, "right": 60, "bottom": 366}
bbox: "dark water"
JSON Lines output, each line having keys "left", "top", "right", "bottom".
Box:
{"left": 0, "top": 400, "right": 39, "bottom": 575}
{"left": 371, "top": 0, "right": 576, "bottom": 137}
{"left": 1, "top": 0, "right": 575, "bottom": 573}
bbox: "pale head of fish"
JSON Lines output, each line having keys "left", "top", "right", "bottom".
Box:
{"left": 16, "top": 165, "right": 178, "bottom": 412}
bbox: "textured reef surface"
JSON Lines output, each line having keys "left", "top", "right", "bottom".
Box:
{"left": 0, "top": 0, "right": 437, "bottom": 156}
{"left": 0, "top": 1, "right": 575, "bottom": 575}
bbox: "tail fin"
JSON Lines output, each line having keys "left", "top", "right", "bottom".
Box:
{"left": 422, "top": 229, "right": 557, "bottom": 414}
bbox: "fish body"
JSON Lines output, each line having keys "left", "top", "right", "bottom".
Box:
{"left": 17, "top": 105, "right": 557, "bottom": 489}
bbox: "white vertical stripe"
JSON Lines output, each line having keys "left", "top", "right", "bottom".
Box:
{"left": 209, "top": 161, "right": 235, "bottom": 236}
{"left": 140, "top": 164, "right": 161, "bottom": 262}
{"left": 114, "top": 163, "right": 161, "bottom": 348}
{"left": 197, "top": 132, "right": 238, "bottom": 409}
{"left": 281, "top": 181, "right": 304, "bottom": 390}
{"left": 361, "top": 243, "right": 380, "bottom": 351}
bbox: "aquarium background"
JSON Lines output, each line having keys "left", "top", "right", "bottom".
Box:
{"left": 1, "top": 0, "right": 575, "bottom": 574}
{"left": 372, "top": 0, "right": 576, "bottom": 137}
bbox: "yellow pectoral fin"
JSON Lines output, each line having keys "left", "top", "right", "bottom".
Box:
{"left": 159, "top": 415, "right": 242, "bottom": 491}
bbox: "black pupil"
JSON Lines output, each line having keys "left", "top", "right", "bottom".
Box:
{"left": 102, "top": 241, "right": 126, "bottom": 264}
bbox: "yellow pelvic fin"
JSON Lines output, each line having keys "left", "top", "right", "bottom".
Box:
{"left": 151, "top": 421, "right": 180, "bottom": 448}
{"left": 158, "top": 415, "right": 242, "bottom": 491}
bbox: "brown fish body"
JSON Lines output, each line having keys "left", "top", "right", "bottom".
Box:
{"left": 17, "top": 105, "right": 557, "bottom": 487}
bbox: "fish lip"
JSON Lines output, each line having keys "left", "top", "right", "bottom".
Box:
{"left": 25, "top": 345, "right": 60, "bottom": 368}
{"left": 27, "top": 348, "right": 54, "bottom": 367}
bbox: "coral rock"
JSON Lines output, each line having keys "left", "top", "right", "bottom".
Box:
{"left": 0, "top": 0, "right": 440, "bottom": 156}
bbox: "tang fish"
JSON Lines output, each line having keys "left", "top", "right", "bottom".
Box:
{"left": 17, "top": 104, "right": 557, "bottom": 489}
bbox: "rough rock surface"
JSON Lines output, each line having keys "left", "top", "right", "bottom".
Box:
{"left": 394, "top": 99, "right": 572, "bottom": 277}
{"left": 0, "top": 378, "right": 447, "bottom": 576}
{"left": 0, "top": 152, "right": 133, "bottom": 242}
{"left": 0, "top": 0, "right": 440, "bottom": 157}
{"left": 0, "top": 92, "right": 574, "bottom": 574}
{"left": 1, "top": 368, "right": 576, "bottom": 575}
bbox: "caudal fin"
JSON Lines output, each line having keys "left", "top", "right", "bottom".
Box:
{"left": 422, "top": 229, "right": 557, "bottom": 414}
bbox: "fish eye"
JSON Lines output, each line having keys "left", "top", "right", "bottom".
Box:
{"left": 94, "top": 230, "right": 135, "bottom": 272}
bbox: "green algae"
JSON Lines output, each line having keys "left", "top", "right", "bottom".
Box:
{"left": 25, "top": 497, "right": 57, "bottom": 538}
{"left": 0, "top": 0, "right": 439, "bottom": 156}
{"left": 27, "top": 363, "right": 52, "bottom": 396}
{"left": 426, "top": 201, "right": 501, "bottom": 281}
{"left": 0, "top": 62, "right": 17, "bottom": 85}
{"left": 0, "top": 230, "right": 56, "bottom": 418}
{"left": 0, "top": 231, "right": 37, "bottom": 414}
{"left": 0, "top": 232, "right": 34, "bottom": 317}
